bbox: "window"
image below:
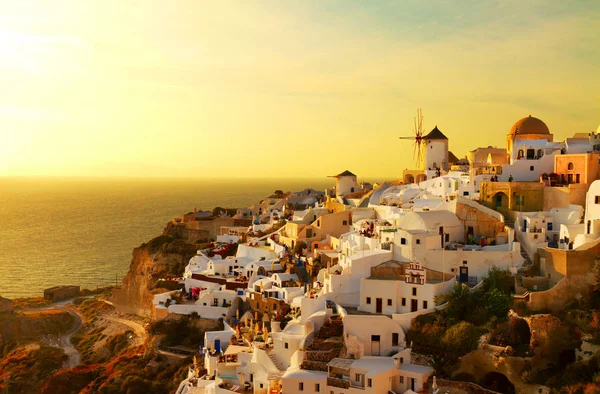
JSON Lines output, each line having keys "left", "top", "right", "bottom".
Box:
{"left": 342, "top": 220, "right": 348, "bottom": 226}
{"left": 366, "top": 297, "right": 371, "bottom": 304}
{"left": 274, "top": 304, "right": 277, "bottom": 310}
{"left": 568, "top": 162, "right": 574, "bottom": 170}
{"left": 412, "top": 288, "right": 417, "bottom": 296}
{"left": 315, "top": 383, "right": 320, "bottom": 392}
{"left": 463, "top": 260, "right": 467, "bottom": 265}
{"left": 260, "top": 384, "right": 263, "bottom": 389}
{"left": 306, "top": 229, "right": 312, "bottom": 238}
{"left": 371, "top": 335, "right": 380, "bottom": 342}
{"left": 400, "top": 376, "right": 404, "bottom": 384}
{"left": 392, "top": 333, "right": 399, "bottom": 346}
{"left": 530, "top": 166, "right": 534, "bottom": 171}
{"left": 423, "top": 300, "right": 428, "bottom": 309}
{"left": 534, "top": 234, "right": 538, "bottom": 240}
{"left": 445, "top": 233, "right": 449, "bottom": 242}
{"left": 285, "top": 342, "right": 289, "bottom": 349}
{"left": 516, "top": 196, "right": 524, "bottom": 205}
{"left": 401, "top": 238, "right": 407, "bottom": 245}
{"left": 367, "top": 379, "right": 372, "bottom": 388}
{"left": 299, "top": 382, "right": 304, "bottom": 391}
{"left": 400, "top": 357, "right": 404, "bottom": 363}
{"left": 387, "top": 299, "right": 392, "bottom": 306}
{"left": 355, "top": 374, "right": 361, "bottom": 382}
{"left": 463, "top": 191, "right": 469, "bottom": 196}
{"left": 595, "top": 196, "right": 600, "bottom": 204}
{"left": 250, "top": 374, "right": 254, "bottom": 382}
{"left": 402, "top": 298, "right": 406, "bottom": 306}
{"left": 518, "top": 149, "right": 524, "bottom": 158}
{"left": 416, "top": 239, "right": 421, "bottom": 245}
{"left": 317, "top": 220, "right": 320, "bottom": 226}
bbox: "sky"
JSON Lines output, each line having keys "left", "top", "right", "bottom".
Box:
{"left": 0, "top": 1, "right": 599, "bottom": 180}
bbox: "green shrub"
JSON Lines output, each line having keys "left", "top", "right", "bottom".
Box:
{"left": 440, "top": 322, "right": 480, "bottom": 356}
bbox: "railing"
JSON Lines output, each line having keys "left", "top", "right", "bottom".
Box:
{"left": 327, "top": 377, "right": 350, "bottom": 389}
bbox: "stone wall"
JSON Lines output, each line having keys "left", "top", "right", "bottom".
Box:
{"left": 454, "top": 199, "right": 505, "bottom": 241}
{"left": 528, "top": 274, "right": 593, "bottom": 311}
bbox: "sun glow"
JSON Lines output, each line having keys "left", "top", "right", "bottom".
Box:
{"left": 0, "top": 2, "right": 598, "bottom": 179}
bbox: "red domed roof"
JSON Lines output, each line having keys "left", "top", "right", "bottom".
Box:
{"left": 509, "top": 115, "right": 550, "bottom": 136}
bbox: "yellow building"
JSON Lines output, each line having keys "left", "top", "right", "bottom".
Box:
{"left": 279, "top": 210, "right": 352, "bottom": 252}
{"left": 479, "top": 181, "right": 545, "bottom": 220}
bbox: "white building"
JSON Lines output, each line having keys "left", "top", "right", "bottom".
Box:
{"left": 358, "top": 261, "right": 455, "bottom": 315}
{"left": 332, "top": 170, "right": 360, "bottom": 198}
{"left": 422, "top": 126, "right": 449, "bottom": 172}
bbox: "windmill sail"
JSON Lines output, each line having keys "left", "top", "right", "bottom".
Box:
{"left": 399, "top": 109, "right": 424, "bottom": 168}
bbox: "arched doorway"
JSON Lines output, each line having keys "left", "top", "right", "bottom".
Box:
{"left": 510, "top": 317, "right": 531, "bottom": 346}
{"left": 492, "top": 192, "right": 509, "bottom": 210}
{"left": 404, "top": 174, "right": 415, "bottom": 184}
{"left": 416, "top": 174, "right": 428, "bottom": 183}
{"left": 480, "top": 372, "right": 515, "bottom": 394}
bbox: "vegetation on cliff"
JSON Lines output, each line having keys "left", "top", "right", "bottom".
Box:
{"left": 150, "top": 315, "right": 224, "bottom": 348}
{"left": 0, "top": 343, "right": 67, "bottom": 393}
{"left": 0, "top": 309, "right": 74, "bottom": 343}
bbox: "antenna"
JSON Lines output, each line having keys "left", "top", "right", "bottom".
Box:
{"left": 399, "top": 109, "right": 424, "bottom": 168}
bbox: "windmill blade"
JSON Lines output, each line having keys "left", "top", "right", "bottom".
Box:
{"left": 399, "top": 136, "right": 416, "bottom": 140}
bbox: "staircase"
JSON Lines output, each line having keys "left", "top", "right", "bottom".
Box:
{"left": 301, "top": 316, "right": 345, "bottom": 372}
{"left": 266, "top": 348, "right": 285, "bottom": 371}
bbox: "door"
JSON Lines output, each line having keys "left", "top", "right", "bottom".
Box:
{"left": 411, "top": 299, "right": 418, "bottom": 312}
{"left": 459, "top": 266, "right": 469, "bottom": 283}
{"left": 371, "top": 335, "right": 380, "bottom": 356}
{"left": 376, "top": 298, "right": 383, "bottom": 313}
{"left": 411, "top": 378, "right": 415, "bottom": 391}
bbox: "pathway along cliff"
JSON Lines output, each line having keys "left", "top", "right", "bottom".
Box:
{"left": 25, "top": 301, "right": 85, "bottom": 369}
{"left": 58, "top": 306, "right": 83, "bottom": 369}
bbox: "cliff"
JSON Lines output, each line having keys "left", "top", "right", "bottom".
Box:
{"left": 111, "top": 234, "right": 198, "bottom": 318}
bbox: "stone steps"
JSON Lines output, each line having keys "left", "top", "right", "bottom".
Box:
{"left": 266, "top": 349, "right": 285, "bottom": 371}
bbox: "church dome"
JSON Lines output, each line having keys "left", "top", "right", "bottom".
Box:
{"left": 509, "top": 115, "right": 550, "bottom": 136}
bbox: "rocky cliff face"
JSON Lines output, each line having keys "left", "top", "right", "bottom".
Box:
{"left": 111, "top": 235, "right": 197, "bottom": 318}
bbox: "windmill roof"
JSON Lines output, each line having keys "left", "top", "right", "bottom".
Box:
{"left": 423, "top": 126, "right": 448, "bottom": 140}
{"left": 334, "top": 170, "right": 356, "bottom": 177}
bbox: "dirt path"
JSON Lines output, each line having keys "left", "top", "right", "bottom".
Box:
{"left": 59, "top": 307, "right": 83, "bottom": 369}
{"left": 104, "top": 314, "right": 147, "bottom": 346}
{"left": 22, "top": 303, "right": 85, "bottom": 370}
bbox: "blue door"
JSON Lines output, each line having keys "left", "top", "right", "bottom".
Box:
{"left": 214, "top": 339, "right": 221, "bottom": 353}
{"left": 459, "top": 266, "right": 468, "bottom": 283}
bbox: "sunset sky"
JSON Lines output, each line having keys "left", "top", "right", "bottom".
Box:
{"left": 1, "top": 1, "right": 599, "bottom": 179}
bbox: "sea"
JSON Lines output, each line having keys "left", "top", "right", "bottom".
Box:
{"left": 0, "top": 177, "right": 333, "bottom": 299}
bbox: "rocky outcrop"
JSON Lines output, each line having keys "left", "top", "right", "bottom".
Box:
{"left": 111, "top": 239, "right": 196, "bottom": 318}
